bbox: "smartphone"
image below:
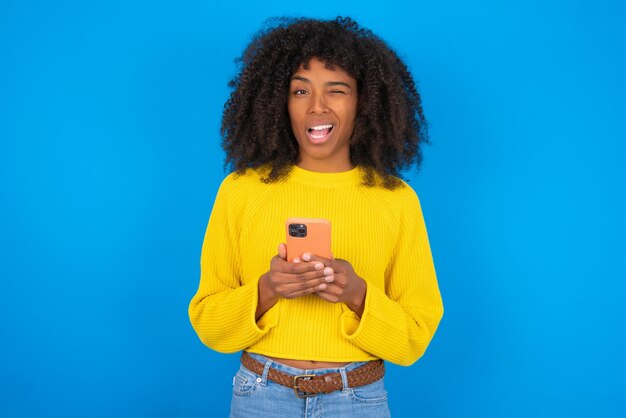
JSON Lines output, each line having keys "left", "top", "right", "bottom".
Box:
{"left": 285, "top": 218, "right": 331, "bottom": 262}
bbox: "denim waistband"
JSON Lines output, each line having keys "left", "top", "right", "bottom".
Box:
{"left": 245, "top": 352, "right": 370, "bottom": 376}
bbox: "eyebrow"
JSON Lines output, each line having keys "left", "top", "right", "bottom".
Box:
{"left": 291, "top": 76, "right": 352, "bottom": 89}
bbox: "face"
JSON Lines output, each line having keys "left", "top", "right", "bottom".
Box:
{"left": 288, "top": 58, "right": 358, "bottom": 172}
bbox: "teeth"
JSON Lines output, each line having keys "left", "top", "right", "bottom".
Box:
{"left": 309, "top": 124, "right": 333, "bottom": 131}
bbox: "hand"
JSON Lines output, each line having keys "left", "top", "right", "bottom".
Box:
{"left": 297, "top": 252, "right": 367, "bottom": 317}
{"left": 256, "top": 244, "right": 333, "bottom": 320}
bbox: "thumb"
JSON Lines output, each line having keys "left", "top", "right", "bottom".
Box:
{"left": 278, "top": 243, "right": 287, "bottom": 260}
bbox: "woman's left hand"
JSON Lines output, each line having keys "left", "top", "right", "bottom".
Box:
{"left": 295, "top": 253, "right": 367, "bottom": 317}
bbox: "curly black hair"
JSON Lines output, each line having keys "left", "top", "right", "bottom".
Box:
{"left": 221, "top": 16, "right": 428, "bottom": 189}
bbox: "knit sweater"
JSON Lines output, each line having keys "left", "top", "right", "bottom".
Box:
{"left": 188, "top": 165, "right": 443, "bottom": 366}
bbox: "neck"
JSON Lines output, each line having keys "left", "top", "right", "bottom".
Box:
{"left": 296, "top": 158, "right": 354, "bottom": 173}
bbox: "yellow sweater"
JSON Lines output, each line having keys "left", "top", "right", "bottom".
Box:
{"left": 188, "top": 165, "right": 443, "bottom": 366}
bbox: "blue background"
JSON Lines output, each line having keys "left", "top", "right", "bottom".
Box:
{"left": 1, "top": 0, "right": 625, "bottom": 417}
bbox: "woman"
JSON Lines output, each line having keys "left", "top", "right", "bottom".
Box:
{"left": 189, "top": 17, "right": 443, "bottom": 417}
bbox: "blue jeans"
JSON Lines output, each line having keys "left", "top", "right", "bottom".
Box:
{"left": 230, "top": 353, "right": 391, "bottom": 418}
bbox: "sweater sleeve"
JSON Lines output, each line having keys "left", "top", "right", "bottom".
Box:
{"left": 188, "top": 175, "right": 279, "bottom": 353}
{"left": 339, "top": 189, "right": 443, "bottom": 366}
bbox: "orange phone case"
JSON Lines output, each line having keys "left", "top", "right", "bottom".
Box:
{"left": 285, "top": 218, "right": 332, "bottom": 262}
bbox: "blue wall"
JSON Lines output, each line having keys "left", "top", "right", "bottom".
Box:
{"left": 1, "top": 1, "right": 624, "bottom": 417}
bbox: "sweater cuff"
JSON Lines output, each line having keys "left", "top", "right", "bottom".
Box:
{"left": 339, "top": 281, "right": 373, "bottom": 339}
{"left": 250, "top": 276, "right": 279, "bottom": 333}
{"left": 339, "top": 283, "right": 400, "bottom": 342}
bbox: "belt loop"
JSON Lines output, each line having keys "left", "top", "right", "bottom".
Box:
{"left": 260, "top": 357, "right": 273, "bottom": 386}
{"left": 339, "top": 367, "right": 349, "bottom": 392}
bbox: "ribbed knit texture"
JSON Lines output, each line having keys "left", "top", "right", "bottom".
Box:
{"left": 188, "top": 165, "right": 443, "bottom": 366}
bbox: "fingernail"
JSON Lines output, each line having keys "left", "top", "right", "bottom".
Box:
{"left": 314, "top": 263, "right": 323, "bottom": 270}
{"left": 302, "top": 253, "right": 311, "bottom": 261}
{"left": 325, "top": 275, "right": 334, "bottom": 283}
{"left": 319, "top": 283, "right": 327, "bottom": 290}
{"left": 323, "top": 267, "right": 333, "bottom": 276}
{"left": 293, "top": 257, "right": 301, "bottom": 263}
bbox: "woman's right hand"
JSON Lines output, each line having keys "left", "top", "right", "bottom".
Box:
{"left": 255, "top": 243, "right": 333, "bottom": 320}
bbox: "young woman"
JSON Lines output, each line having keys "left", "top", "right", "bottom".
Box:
{"left": 189, "top": 17, "right": 444, "bottom": 417}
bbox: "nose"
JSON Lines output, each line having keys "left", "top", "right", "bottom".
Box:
{"left": 308, "top": 92, "right": 329, "bottom": 114}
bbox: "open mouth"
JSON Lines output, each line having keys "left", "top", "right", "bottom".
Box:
{"left": 307, "top": 124, "right": 334, "bottom": 142}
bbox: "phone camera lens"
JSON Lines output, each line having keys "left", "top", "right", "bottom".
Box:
{"left": 288, "top": 223, "right": 306, "bottom": 237}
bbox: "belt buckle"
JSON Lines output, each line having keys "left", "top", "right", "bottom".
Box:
{"left": 293, "top": 374, "right": 317, "bottom": 398}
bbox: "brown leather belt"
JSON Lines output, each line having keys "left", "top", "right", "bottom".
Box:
{"left": 241, "top": 351, "right": 385, "bottom": 398}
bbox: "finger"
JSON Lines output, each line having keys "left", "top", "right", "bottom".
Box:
{"left": 271, "top": 268, "right": 327, "bottom": 285}
{"left": 285, "top": 261, "right": 325, "bottom": 275}
{"left": 273, "top": 257, "right": 324, "bottom": 274}
{"left": 278, "top": 277, "right": 331, "bottom": 298}
{"left": 315, "top": 290, "right": 340, "bottom": 303}
{"left": 298, "top": 256, "right": 335, "bottom": 283}
{"left": 302, "top": 252, "right": 334, "bottom": 266}
{"left": 278, "top": 243, "right": 287, "bottom": 260}
{"left": 302, "top": 276, "right": 333, "bottom": 294}
{"left": 323, "top": 267, "right": 334, "bottom": 282}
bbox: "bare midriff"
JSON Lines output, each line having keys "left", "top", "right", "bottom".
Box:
{"left": 264, "top": 355, "right": 350, "bottom": 369}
